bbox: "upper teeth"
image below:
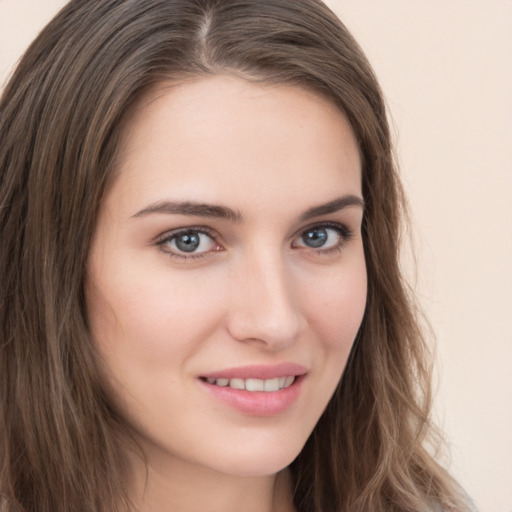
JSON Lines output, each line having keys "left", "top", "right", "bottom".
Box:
{"left": 206, "top": 376, "right": 295, "bottom": 392}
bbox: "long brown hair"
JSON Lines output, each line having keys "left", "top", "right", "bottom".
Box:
{"left": 0, "top": 1, "right": 472, "bottom": 511}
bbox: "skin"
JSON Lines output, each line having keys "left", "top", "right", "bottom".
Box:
{"left": 86, "top": 75, "right": 367, "bottom": 512}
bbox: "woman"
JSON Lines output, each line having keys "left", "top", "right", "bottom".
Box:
{"left": 0, "top": 1, "right": 474, "bottom": 511}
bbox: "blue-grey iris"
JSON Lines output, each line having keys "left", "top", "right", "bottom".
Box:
{"left": 175, "top": 232, "right": 201, "bottom": 252}
{"left": 302, "top": 228, "right": 328, "bottom": 248}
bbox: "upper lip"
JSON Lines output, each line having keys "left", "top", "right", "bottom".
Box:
{"left": 200, "top": 363, "right": 307, "bottom": 380}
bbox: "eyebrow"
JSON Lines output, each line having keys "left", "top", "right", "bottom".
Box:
{"left": 131, "top": 194, "right": 364, "bottom": 222}
{"left": 299, "top": 195, "right": 365, "bottom": 221}
{"left": 132, "top": 201, "right": 243, "bottom": 222}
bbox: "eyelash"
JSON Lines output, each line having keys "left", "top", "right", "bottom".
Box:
{"left": 155, "top": 222, "right": 354, "bottom": 261}
{"left": 155, "top": 226, "right": 220, "bottom": 260}
{"left": 293, "top": 221, "right": 354, "bottom": 255}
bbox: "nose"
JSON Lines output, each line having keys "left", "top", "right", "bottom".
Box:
{"left": 225, "top": 247, "right": 303, "bottom": 350}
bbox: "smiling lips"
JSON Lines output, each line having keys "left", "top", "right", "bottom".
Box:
{"left": 199, "top": 363, "right": 306, "bottom": 416}
{"left": 204, "top": 376, "right": 296, "bottom": 392}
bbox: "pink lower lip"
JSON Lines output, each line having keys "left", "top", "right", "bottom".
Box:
{"left": 199, "top": 375, "right": 305, "bottom": 416}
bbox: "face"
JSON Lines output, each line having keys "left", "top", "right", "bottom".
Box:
{"left": 86, "top": 76, "right": 366, "bottom": 479}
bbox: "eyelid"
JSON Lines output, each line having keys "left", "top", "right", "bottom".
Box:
{"left": 292, "top": 221, "right": 354, "bottom": 252}
{"left": 154, "top": 225, "right": 223, "bottom": 259}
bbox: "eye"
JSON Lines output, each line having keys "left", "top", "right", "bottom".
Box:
{"left": 156, "top": 228, "right": 220, "bottom": 258}
{"left": 293, "top": 223, "right": 352, "bottom": 252}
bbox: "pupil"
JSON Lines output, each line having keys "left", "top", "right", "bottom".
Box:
{"left": 303, "top": 228, "right": 327, "bottom": 248}
{"left": 176, "top": 232, "right": 200, "bottom": 252}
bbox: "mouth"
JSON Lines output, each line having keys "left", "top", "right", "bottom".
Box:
{"left": 200, "top": 375, "right": 296, "bottom": 392}
{"left": 198, "top": 364, "right": 306, "bottom": 416}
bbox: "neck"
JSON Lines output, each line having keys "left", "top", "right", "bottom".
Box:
{"left": 126, "top": 446, "right": 295, "bottom": 512}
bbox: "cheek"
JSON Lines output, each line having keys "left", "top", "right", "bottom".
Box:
{"left": 85, "top": 265, "right": 226, "bottom": 370}
{"left": 303, "top": 255, "right": 367, "bottom": 353}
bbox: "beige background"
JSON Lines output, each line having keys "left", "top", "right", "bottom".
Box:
{"left": 1, "top": 1, "right": 511, "bottom": 511}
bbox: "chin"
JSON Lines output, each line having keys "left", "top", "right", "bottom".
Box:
{"left": 200, "top": 435, "right": 306, "bottom": 478}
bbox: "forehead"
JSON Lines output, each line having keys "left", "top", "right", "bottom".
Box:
{"left": 108, "top": 75, "right": 362, "bottom": 218}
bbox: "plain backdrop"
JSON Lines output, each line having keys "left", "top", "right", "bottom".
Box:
{"left": 1, "top": 1, "right": 511, "bottom": 511}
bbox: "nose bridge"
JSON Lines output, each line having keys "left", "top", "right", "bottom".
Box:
{"left": 227, "top": 243, "right": 301, "bottom": 348}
